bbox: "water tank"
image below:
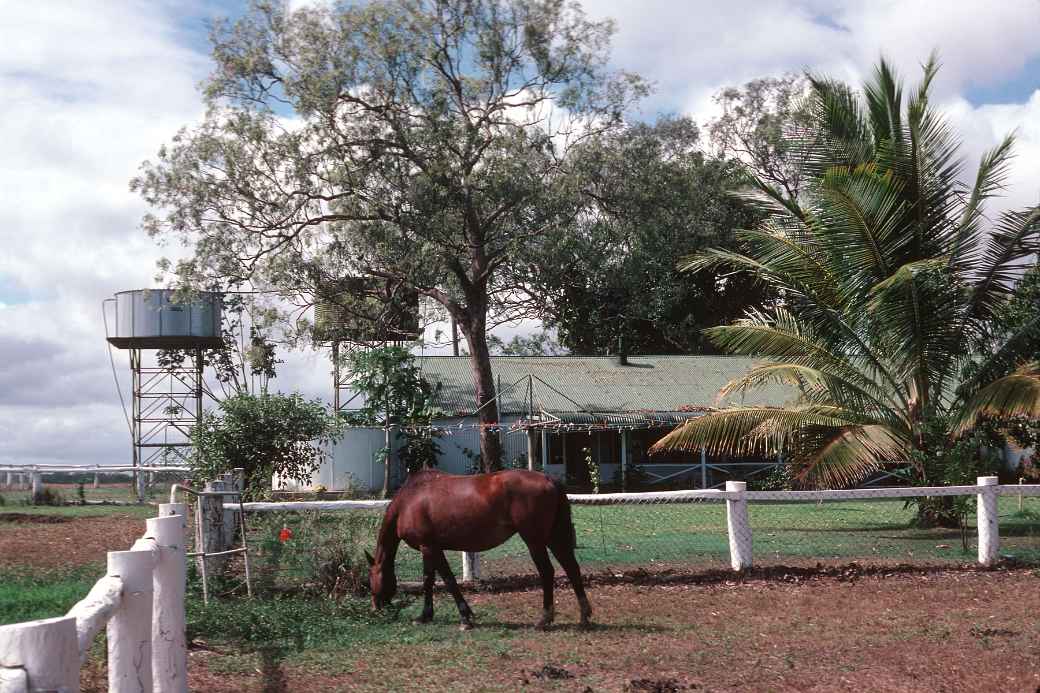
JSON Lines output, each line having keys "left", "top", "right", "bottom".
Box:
{"left": 106, "top": 289, "right": 224, "bottom": 350}
{"left": 314, "top": 277, "right": 420, "bottom": 343}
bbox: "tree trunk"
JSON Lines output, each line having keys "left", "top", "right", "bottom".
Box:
{"left": 461, "top": 324, "right": 502, "bottom": 472}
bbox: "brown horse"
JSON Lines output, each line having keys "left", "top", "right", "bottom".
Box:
{"left": 366, "top": 469, "right": 592, "bottom": 630}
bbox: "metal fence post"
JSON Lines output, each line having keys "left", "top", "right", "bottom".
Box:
{"left": 725, "top": 480, "right": 753, "bottom": 571}
{"left": 976, "top": 476, "right": 1000, "bottom": 567}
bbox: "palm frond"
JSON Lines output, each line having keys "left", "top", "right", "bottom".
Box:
{"left": 650, "top": 405, "right": 862, "bottom": 457}
{"left": 949, "top": 133, "right": 1016, "bottom": 267}
{"left": 965, "top": 205, "right": 1040, "bottom": 320}
{"left": 953, "top": 362, "right": 1040, "bottom": 434}
{"left": 792, "top": 424, "right": 908, "bottom": 488}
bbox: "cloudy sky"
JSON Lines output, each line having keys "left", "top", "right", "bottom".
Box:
{"left": 2, "top": 0, "right": 1039, "bottom": 467}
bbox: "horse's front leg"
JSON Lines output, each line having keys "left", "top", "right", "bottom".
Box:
{"left": 433, "top": 549, "right": 475, "bottom": 630}
{"left": 414, "top": 548, "right": 436, "bottom": 624}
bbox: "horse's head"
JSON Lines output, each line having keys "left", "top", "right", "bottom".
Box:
{"left": 366, "top": 550, "right": 397, "bottom": 609}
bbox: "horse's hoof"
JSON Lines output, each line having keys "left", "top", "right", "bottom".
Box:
{"left": 413, "top": 616, "right": 432, "bottom": 625}
{"left": 535, "top": 621, "right": 552, "bottom": 631}
{"left": 459, "top": 622, "right": 474, "bottom": 632}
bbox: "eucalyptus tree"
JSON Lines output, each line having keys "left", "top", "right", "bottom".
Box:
{"left": 656, "top": 57, "right": 1040, "bottom": 521}
{"left": 132, "top": 0, "right": 644, "bottom": 471}
{"left": 708, "top": 75, "right": 814, "bottom": 202}
{"left": 526, "top": 115, "right": 769, "bottom": 355}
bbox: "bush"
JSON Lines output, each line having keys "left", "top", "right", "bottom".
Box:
{"left": 31, "top": 487, "right": 64, "bottom": 507}
{"left": 191, "top": 393, "right": 342, "bottom": 499}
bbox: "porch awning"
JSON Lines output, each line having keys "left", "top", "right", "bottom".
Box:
{"left": 518, "top": 410, "right": 709, "bottom": 430}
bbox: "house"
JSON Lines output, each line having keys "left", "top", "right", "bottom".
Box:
{"left": 302, "top": 354, "right": 794, "bottom": 493}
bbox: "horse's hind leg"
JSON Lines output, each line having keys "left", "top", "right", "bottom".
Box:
{"left": 549, "top": 539, "right": 593, "bottom": 628}
{"left": 414, "top": 548, "right": 436, "bottom": 624}
{"left": 432, "top": 548, "right": 475, "bottom": 630}
{"left": 526, "top": 544, "right": 555, "bottom": 629}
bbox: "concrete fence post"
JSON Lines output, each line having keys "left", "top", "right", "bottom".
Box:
{"left": 977, "top": 476, "right": 1000, "bottom": 567}
{"left": 725, "top": 480, "right": 753, "bottom": 571}
{"left": 0, "top": 616, "right": 79, "bottom": 692}
{"left": 461, "top": 552, "right": 481, "bottom": 583}
{"left": 107, "top": 549, "right": 155, "bottom": 692}
{"left": 3, "top": 471, "right": 12, "bottom": 489}
{"left": 151, "top": 506, "right": 188, "bottom": 693}
{"left": 29, "top": 473, "right": 42, "bottom": 503}
{"left": 0, "top": 666, "right": 29, "bottom": 692}
{"left": 135, "top": 471, "right": 147, "bottom": 504}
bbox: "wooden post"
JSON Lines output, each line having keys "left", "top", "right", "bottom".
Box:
{"left": 135, "top": 470, "right": 146, "bottom": 504}
{"left": 93, "top": 472, "right": 100, "bottom": 489}
{"left": 620, "top": 430, "right": 629, "bottom": 490}
{"left": 0, "top": 616, "right": 79, "bottom": 692}
{"left": 700, "top": 448, "right": 708, "bottom": 489}
{"left": 107, "top": 548, "right": 155, "bottom": 692}
{"left": 4, "top": 471, "right": 12, "bottom": 489}
{"left": 977, "top": 476, "right": 1000, "bottom": 567}
{"left": 151, "top": 506, "right": 188, "bottom": 692}
{"left": 725, "top": 480, "right": 752, "bottom": 571}
{"left": 541, "top": 430, "right": 549, "bottom": 471}
{"left": 196, "top": 480, "right": 230, "bottom": 576}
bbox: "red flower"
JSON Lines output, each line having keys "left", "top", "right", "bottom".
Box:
{"left": 278, "top": 526, "right": 293, "bottom": 543}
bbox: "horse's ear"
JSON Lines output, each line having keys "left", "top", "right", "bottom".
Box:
{"left": 364, "top": 550, "right": 375, "bottom": 567}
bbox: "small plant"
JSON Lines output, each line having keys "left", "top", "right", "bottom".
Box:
{"left": 582, "top": 447, "right": 600, "bottom": 494}
{"left": 31, "top": 487, "right": 64, "bottom": 507}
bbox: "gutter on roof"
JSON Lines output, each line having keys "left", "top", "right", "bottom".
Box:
{"left": 518, "top": 410, "right": 708, "bottom": 430}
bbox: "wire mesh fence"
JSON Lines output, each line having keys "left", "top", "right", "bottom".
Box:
{"left": 227, "top": 484, "right": 1040, "bottom": 597}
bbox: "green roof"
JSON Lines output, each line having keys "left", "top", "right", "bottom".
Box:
{"left": 417, "top": 355, "right": 794, "bottom": 417}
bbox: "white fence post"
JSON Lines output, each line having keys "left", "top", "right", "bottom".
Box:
{"left": 461, "top": 552, "right": 481, "bottom": 582}
{"left": 976, "top": 476, "right": 1000, "bottom": 567}
{"left": 107, "top": 549, "right": 154, "bottom": 692}
{"left": 0, "top": 616, "right": 79, "bottom": 692}
{"left": 152, "top": 505, "right": 188, "bottom": 693}
{"left": 29, "top": 473, "right": 41, "bottom": 502}
{"left": 0, "top": 666, "right": 29, "bottom": 692}
{"left": 726, "top": 480, "right": 753, "bottom": 571}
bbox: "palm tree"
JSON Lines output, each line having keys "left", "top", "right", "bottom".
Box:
{"left": 654, "top": 56, "right": 1040, "bottom": 519}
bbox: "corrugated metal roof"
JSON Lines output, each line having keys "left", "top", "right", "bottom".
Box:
{"left": 417, "top": 355, "right": 794, "bottom": 416}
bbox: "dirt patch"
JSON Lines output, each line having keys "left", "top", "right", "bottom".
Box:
{"left": 169, "top": 567, "right": 1040, "bottom": 692}
{"left": 0, "top": 513, "right": 71, "bottom": 524}
{"left": 0, "top": 514, "right": 148, "bottom": 569}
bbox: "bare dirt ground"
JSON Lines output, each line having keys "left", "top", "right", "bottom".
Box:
{"left": 180, "top": 566, "right": 1040, "bottom": 692}
{"left": 0, "top": 513, "right": 146, "bottom": 569}
{"left": 6, "top": 513, "right": 1039, "bottom": 691}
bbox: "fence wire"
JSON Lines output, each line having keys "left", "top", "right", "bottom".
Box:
{"left": 228, "top": 490, "right": 1040, "bottom": 596}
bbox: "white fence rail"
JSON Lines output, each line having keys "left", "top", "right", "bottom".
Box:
{"left": 1, "top": 465, "right": 192, "bottom": 504}
{"left": 0, "top": 503, "right": 188, "bottom": 693}
{"left": 233, "top": 476, "right": 1040, "bottom": 580}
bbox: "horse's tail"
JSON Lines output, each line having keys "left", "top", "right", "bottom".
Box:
{"left": 549, "top": 477, "right": 577, "bottom": 550}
